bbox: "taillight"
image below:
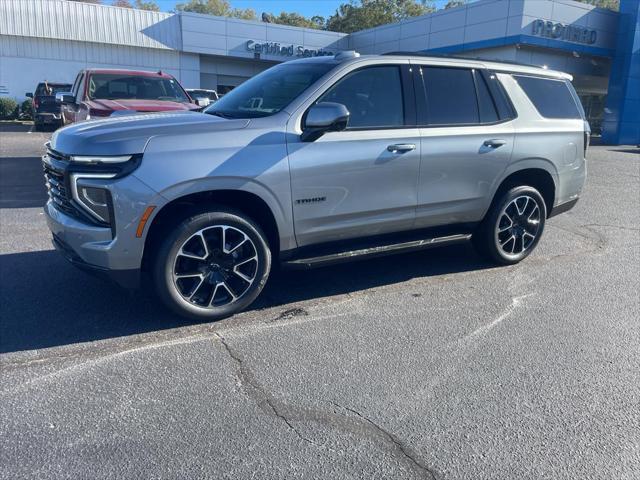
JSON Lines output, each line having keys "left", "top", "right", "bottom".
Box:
{"left": 33, "top": 97, "right": 39, "bottom": 109}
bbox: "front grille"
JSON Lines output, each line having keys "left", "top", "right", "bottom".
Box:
{"left": 43, "top": 150, "right": 82, "bottom": 219}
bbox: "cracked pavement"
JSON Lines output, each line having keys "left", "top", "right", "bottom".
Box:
{"left": 1, "top": 127, "right": 639, "bottom": 479}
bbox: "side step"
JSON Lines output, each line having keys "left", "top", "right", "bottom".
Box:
{"left": 282, "top": 233, "right": 472, "bottom": 269}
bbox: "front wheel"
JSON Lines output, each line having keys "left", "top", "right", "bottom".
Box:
{"left": 153, "top": 208, "right": 271, "bottom": 320}
{"left": 473, "top": 186, "right": 547, "bottom": 265}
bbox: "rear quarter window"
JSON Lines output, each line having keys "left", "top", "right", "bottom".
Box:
{"left": 514, "top": 75, "right": 582, "bottom": 119}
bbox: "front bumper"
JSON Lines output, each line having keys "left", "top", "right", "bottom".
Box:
{"left": 52, "top": 233, "right": 140, "bottom": 289}
{"left": 45, "top": 201, "right": 141, "bottom": 288}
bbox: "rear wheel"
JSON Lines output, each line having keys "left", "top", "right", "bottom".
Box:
{"left": 153, "top": 208, "right": 271, "bottom": 320}
{"left": 473, "top": 186, "right": 547, "bottom": 264}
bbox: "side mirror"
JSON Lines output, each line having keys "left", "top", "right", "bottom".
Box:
{"left": 301, "top": 102, "right": 350, "bottom": 142}
{"left": 25, "top": 92, "right": 33, "bottom": 98}
{"left": 194, "top": 96, "right": 210, "bottom": 108}
{"left": 55, "top": 92, "right": 75, "bottom": 104}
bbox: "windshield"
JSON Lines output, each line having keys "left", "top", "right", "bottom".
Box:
{"left": 190, "top": 89, "right": 218, "bottom": 101}
{"left": 205, "top": 62, "right": 336, "bottom": 119}
{"left": 88, "top": 74, "right": 190, "bottom": 102}
{"left": 35, "top": 84, "right": 71, "bottom": 96}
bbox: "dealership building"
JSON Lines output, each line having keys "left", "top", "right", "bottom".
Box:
{"left": 0, "top": 0, "right": 638, "bottom": 144}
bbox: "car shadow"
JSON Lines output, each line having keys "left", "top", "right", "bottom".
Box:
{"left": 0, "top": 244, "right": 493, "bottom": 354}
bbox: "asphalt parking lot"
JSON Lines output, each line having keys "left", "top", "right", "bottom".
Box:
{"left": 1, "top": 123, "right": 639, "bottom": 479}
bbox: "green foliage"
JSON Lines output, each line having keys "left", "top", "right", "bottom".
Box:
{"left": 326, "top": 0, "right": 435, "bottom": 34}
{"left": 264, "top": 12, "right": 325, "bottom": 29}
{"left": 444, "top": 0, "right": 466, "bottom": 9}
{"left": 0, "top": 97, "right": 19, "bottom": 120}
{"left": 112, "top": 0, "right": 132, "bottom": 7}
{"left": 174, "top": 0, "right": 256, "bottom": 20}
{"left": 21, "top": 99, "right": 34, "bottom": 120}
{"left": 134, "top": 0, "right": 160, "bottom": 11}
{"left": 578, "top": 0, "right": 619, "bottom": 10}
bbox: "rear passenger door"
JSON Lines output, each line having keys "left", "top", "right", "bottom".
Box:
{"left": 413, "top": 64, "right": 515, "bottom": 229}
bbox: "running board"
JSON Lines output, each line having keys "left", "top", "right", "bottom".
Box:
{"left": 282, "top": 233, "right": 472, "bottom": 269}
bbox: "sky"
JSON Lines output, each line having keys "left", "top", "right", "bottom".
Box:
{"left": 150, "top": 0, "right": 454, "bottom": 18}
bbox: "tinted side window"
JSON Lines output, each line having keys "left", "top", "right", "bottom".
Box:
{"left": 318, "top": 66, "right": 404, "bottom": 129}
{"left": 422, "top": 67, "right": 478, "bottom": 125}
{"left": 514, "top": 75, "right": 582, "bottom": 119}
{"left": 475, "top": 72, "right": 499, "bottom": 123}
{"left": 484, "top": 72, "right": 514, "bottom": 120}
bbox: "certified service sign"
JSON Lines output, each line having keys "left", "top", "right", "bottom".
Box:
{"left": 532, "top": 19, "right": 597, "bottom": 45}
{"left": 246, "top": 40, "right": 334, "bottom": 57}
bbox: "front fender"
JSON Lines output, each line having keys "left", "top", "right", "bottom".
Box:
{"left": 134, "top": 124, "right": 295, "bottom": 251}
{"left": 153, "top": 176, "right": 295, "bottom": 251}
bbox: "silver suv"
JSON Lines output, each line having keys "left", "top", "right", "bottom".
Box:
{"left": 43, "top": 52, "right": 588, "bottom": 320}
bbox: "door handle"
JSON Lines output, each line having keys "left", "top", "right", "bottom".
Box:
{"left": 483, "top": 139, "right": 507, "bottom": 148}
{"left": 387, "top": 143, "right": 416, "bottom": 153}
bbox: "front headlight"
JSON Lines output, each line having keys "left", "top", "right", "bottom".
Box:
{"left": 70, "top": 155, "right": 132, "bottom": 164}
{"left": 70, "top": 173, "right": 116, "bottom": 224}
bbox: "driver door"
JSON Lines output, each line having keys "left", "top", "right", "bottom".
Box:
{"left": 286, "top": 64, "right": 420, "bottom": 247}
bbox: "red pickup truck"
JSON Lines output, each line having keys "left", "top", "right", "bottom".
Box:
{"left": 58, "top": 69, "right": 202, "bottom": 124}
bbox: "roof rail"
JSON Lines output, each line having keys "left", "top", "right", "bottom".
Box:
{"left": 335, "top": 50, "right": 360, "bottom": 61}
{"left": 382, "top": 51, "right": 542, "bottom": 69}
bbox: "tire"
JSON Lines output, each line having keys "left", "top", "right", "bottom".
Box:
{"left": 152, "top": 207, "right": 271, "bottom": 321}
{"left": 34, "top": 122, "right": 42, "bottom": 132}
{"left": 473, "top": 185, "right": 547, "bottom": 265}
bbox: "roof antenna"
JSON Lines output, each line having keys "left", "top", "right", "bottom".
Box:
{"left": 157, "top": 70, "right": 163, "bottom": 75}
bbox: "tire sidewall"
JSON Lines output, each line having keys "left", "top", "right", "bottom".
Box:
{"left": 154, "top": 209, "right": 271, "bottom": 321}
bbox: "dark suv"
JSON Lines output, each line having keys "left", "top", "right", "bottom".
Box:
{"left": 26, "top": 82, "right": 72, "bottom": 130}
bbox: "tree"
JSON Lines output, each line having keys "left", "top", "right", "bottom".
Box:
{"left": 112, "top": 0, "right": 132, "bottom": 7}
{"left": 264, "top": 12, "right": 325, "bottom": 29}
{"left": 134, "top": 0, "right": 160, "bottom": 11}
{"left": 326, "top": 0, "right": 435, "bottom": 34}
{"left": 444, "top": 0, "right": 466, "bottom": 9}
{"left": 174, "top": 0, "right": 256, "bottom": 20}
{"left": 579, "top": 0, "right": 619, "bottom": 10}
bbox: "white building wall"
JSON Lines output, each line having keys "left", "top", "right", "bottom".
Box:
{"left": 0, "top": 35, "right": 197, "bottom": 98}
{"left": 180, "top": 11, "right": 348, "bottom": 61}
{"left": 0, "top": 0, "right": 180, "bottom": 50}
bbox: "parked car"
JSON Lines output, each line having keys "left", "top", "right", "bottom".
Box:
{"left": 186, "top": 89, "right": 219, "bottom": 107}
{"left": 43, "top": 51, "right": 588, "bottom": 320}
{"left": 56, "top": 69, "right": 203, "bottom": 124}
{"left": 26, "top": 82, "right": 72, "bottom": 130}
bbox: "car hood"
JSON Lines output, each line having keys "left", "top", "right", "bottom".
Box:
{"left": 87, "top": 98, "right": 200, "bottom": 112}
{"left": 51, "top": 111, "right": 250, "bottom": 156}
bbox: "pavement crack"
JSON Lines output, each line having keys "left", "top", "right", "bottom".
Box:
{"left": 215, "top": 334, "right": 438, "bottom": 477}
{"left": 265, "top": 307, "right": 309, "bottom": 324}
{"left": 214, "top": 332, "right": 322, "bottom": 449}
{"left": 580, "top": 223, "right": 639, "bottom": 232}
{"left": 332, "top": 402, "right": 438, "bottom": 480}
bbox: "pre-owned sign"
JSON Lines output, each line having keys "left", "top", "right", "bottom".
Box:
{"left": 246, "top": 40, "right": 334, "bottom": 57}
{"left": 532, "top": 19, "right": 597, "bottom": 45}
